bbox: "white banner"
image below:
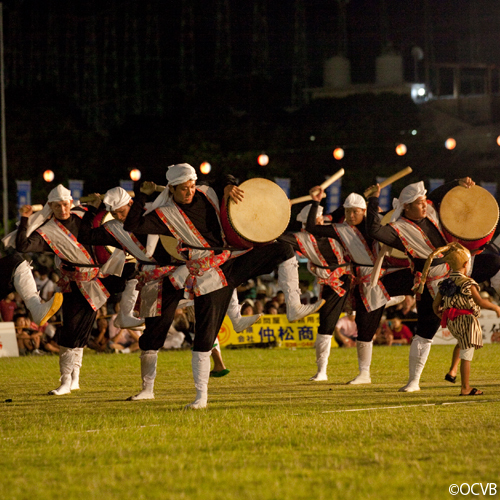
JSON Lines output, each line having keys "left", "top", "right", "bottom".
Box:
{"left": 433, "top": 309, "right": 500, "bottom": 345}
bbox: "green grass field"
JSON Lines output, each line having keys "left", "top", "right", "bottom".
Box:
{"left": 1, "top": 344, "right": 499, "bottom": 500}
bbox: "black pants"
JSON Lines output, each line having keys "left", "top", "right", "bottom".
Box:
{"left": 59, "top": 282, "right": 98, "bottom": 348}
{"left": 354, "top": 268, "right": 442, "bottom": 342}
{"left": 139, "top": 240, "right": 295, "bottom": 352}
{"left": 318, "top": 276, "right": 351, "bottom": 336}
{"left": 0, "top": 253, "right": 24, "bottom": 300}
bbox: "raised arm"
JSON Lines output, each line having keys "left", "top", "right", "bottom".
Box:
{"left": 122, "top": 187, "right": 171, "bottom": 236}
{"left": 15, "top": 208, "right": 52, "bottom": 253}
{"left": 365, "top": 186, "right": 405, "bottom": 252}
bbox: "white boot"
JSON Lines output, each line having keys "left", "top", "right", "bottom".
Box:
{"left": 13, "top": 260, "right": 63, "bottom": 326}
{"left": 114, "top": 279, "right": 145, "bottom": 329}
{"left": 185, "top": 351, "right": 211, "bottom": 410}
{"left": 399, "top": 335, "right": 433, "bottom": 392}
{"left": 385, "top": 295, "right": 406, "bottom": 308}
{"left": 226, "top": 289, "right": 262, "bottom": 333}
{"left": 347, "top": 340, "right": 372, "bottom": 384}
{"left": 49, "top": 347, "right": 75, "bottom": 395}
{"left": 278, "top": 257, "right": 325, "bottom": 321}
{"left": 70, "top": 348, "right": 84, "bottom": 391}
{"left": 127, "top": 350, "right": 157, "bottom": 401}
{"left": 309, "top": 334, "right": 332, "bottom": 381}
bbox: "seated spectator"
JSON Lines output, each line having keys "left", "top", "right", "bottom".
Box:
{"left": 274, "top": 291, "right": 285, "bottom": 308}
{"left": 111, "top": 327, "right": 141, "bottom": 353}
{"left": 0, "top": 292, "right": 17, "bottom": 322}
{"left": 386, "top": 295, "right": 418, "bottom": 335}
{"left": 241, "top": 302, "right": 254, "bottom": 316}
{"left": 383, "top": 314, "right": 413, "bottom": 346}
{"left": 334, "top": 312, "right": 357, "bottom": 348}
{"left": 372, "top": 316, "right": 388, "bottom": 345}
{"left": 172, "top": 307, "right": 194, "bottom": 347}
{"left": 264, "top": 300, "right": 278, "bottom": 315}
{"left": 253, "top": 298, "right": 265, "bottom": 315}
{"left": 299, "top": 280, "right": 314, "bottom": 304}
{"left": 40, "top": 318, "right": 60, "bottom": 354}
{"left": 88, "top": 317, "right": 110, "bottom": 352}
{"left": 14, "top": 313, "right": 44, "bottom": 355}
{"left": 35, "top": 265, "right": 56, "bottom": 301}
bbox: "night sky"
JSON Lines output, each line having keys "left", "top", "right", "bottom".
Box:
{"left": 1, "top": 0, "right": 500, "bottom": 214}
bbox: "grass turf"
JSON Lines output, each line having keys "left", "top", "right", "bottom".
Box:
{"left": 1, "top": 344, "right": 499, "bottom": 500}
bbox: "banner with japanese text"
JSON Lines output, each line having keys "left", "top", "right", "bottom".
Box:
{"left": 218, "top": 313, "right": 339, "bottom": 349}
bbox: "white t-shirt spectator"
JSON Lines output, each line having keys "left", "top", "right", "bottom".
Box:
{"left": 35, "top": 276, "right": 56, "bottom": 301}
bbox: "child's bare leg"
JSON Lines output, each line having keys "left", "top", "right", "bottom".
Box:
{"left": 448, "top": 344, "right": 460, "bottom": 378}
{"left": 211, "top": 348, "right": 226, "bottom": 372}
{"left": 459, "top": 347, "right": 482, "bottom": 395}
{"left": 460, "top": 359, "right": 471, "bottom": 395}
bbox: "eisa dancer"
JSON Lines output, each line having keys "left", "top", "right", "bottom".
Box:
{"left": 15, "top": 185, "right": 117, "bottom": 395}
{"left": 78, "top": 185, "right": 262, "bottom": 402}
{"left": 303, "top": 188, "right": 408, "bottom": 384}
{"left": 366, "top": 178, "right": 475, "bottom": 392}
{"left": 124, "top": 163, "right": 324, "bottom": 409}
{"left": 280, "top": 203, "right": 351, "bottom": 382}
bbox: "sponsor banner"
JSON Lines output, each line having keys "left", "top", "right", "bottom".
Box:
{"left": 16, "top": 180, "right": 31, "bottom": 211}
{"left": 429, "top": 178, "right": 445, "bottom": 192}
{"left": 69, "top": 179, "right": 85, "bottom": 201}
{"left": 274, "top": 178, "right": 291, "bottom": 198}
{"left": 376, "top": 176, "right": 392, "bottom": 211}
{"left": 433, "top": 309, "right": 500, "bottom": 345}
{"left": 480, "top": 181, "right": 497, "bottom": 198}
{"left": 120, "top": 179, "right": 134, "bottom": 192}
{"left": 218, "top": 313, "right": 339, "bottom": 349}
{"left": 325, "top": 177, "right": 342, "bottom": 213}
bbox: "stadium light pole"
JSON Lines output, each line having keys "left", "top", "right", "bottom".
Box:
{"left": 0, "top": 3, "right": 8, "bottom": 239}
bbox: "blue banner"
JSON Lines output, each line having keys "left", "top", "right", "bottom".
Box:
{"left": 69, "top": 180, "right": 85, "bottom": 201}
{"left": 376, "top": 176, "right": 392, "bottom": 212}
{"left": 274, "top": 178, "right": 291, "bottom": 198}
{"left": 16, "top": 180, "right": 31, "bottom": 212}
{"left": 480, "top": 181, "right": 497, "bottom": 198}
{"left": 120, "top": 180, "right": 134, "bottom": 192}
{"left": 429, "top": 178, "right": 445, "bottom": 192}
{"left": 325, "top": 176, "right": 342, "bottom": 213}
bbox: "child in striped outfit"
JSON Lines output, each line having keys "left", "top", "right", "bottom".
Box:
{"left": 432, "top": 243, "right": 500, "bottom": 396}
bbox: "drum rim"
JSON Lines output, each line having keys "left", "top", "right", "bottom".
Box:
{"left": 440, "top": 185, "right": 499, "bottom": 240}
{"left": 226, "top": 178, "right": 291, "bottom": 243}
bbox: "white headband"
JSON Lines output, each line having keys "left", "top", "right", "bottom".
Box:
{"left": 343, "top": 193, "right": 367, "bottom": 210}
{"left": 3, "top": 184, "right": 73, "bottom": 247}
{"left": 296, "top": 204, "right": 323, "bottom": 224}
{"left": 391, "top": 181, "right": 427, "bottom": 222}
{"left": 103, "top": 187, "right": 132, "bottom": 212}
{"left": 48, "top": 184, "right": 72, "bottom": 203}
{"left": 166, "top": 163, "right": 197, "bottom": 186}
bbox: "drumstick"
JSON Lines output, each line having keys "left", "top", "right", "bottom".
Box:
{"left": 79, "top": 191, "right": 135, "bottom": 203}
{"left": 363, "top": 166, "right": 413, "bottom": 198}
{"left": 289, "top": 192, "right": 326, "bottom": 205}
{"left": 31, "top": 204, "right": 44, "bottom": 212}
{"left": 369, "top": 244, "right": 390, "bottom": 288}
{"left": 290, "top": 168, "right": 345, "bottom": 205}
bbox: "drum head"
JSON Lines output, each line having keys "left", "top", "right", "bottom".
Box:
{"left": 380, "top": 210, "right": 407, "bottom": 260}
{"left": 227, "top": 178, "right": 291, "bottom": 244}
{"left": 160, "top": 235, "right": 186, "bottom": 261}
{"left": 440, "top": 185, "right": 499, "bottom": 241}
